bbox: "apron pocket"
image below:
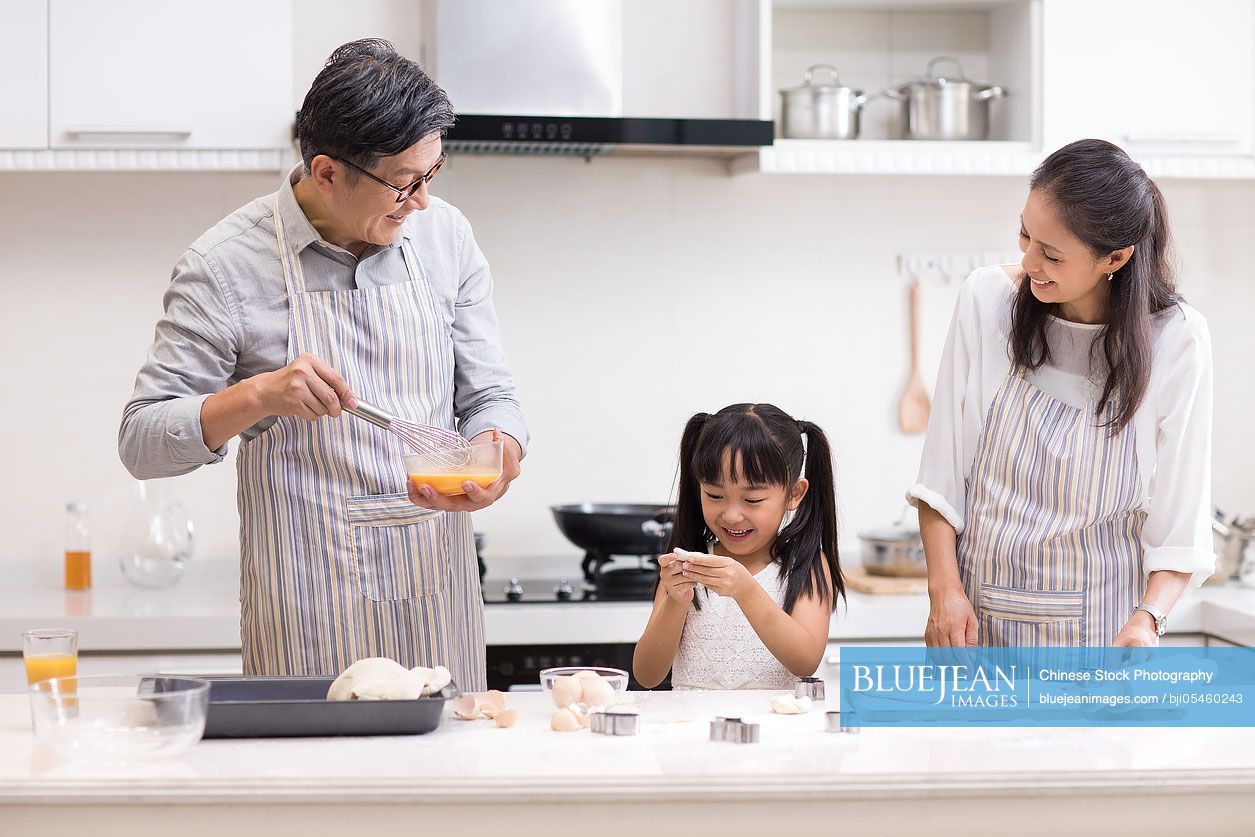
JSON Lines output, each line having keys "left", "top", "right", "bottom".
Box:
{"left": 978, "top": 583, "right": 1086, "bottom": 646}
{"left": 346, "top": 493, "right": 448, "bottom": 602}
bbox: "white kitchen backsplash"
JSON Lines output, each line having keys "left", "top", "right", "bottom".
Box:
{"left": 0, "top": 159, "right": 1251, "bottom": 580}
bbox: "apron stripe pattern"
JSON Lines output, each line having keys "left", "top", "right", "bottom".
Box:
{"left": 236, "top": 194, "right": 486, "bottom": 689}
{"left": 957, "top": 372, "right": 1144, "bottom": 646}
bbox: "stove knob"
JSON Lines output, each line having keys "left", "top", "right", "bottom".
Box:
{"left": 555, "top": 577, "right": 574, "bottom": 601}
{"left": 505, "top": 577, "right": 524, "bottom": 602}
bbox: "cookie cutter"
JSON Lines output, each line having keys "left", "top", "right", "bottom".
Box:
{"left": 795, "top": 676, "right": 826, "bottom": 701}
{"left": 710, "top": 716, "right": 760, "bottom": 743}
{"left": 590, "top": 711, "right": 640, "bottom": 736}
{"left": 824, "top": 710, "right": 860, "bottom": 734}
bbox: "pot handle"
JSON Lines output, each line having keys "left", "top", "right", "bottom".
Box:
{"left": 975, "top": 85, "right": 1005, "bottom": 101}
{"left": 926, "top": 56, "right": 966, "bottom": 81}
{"left": 641, "top": 518, "right": 674, "bottom": 545}
{"left": 879, "top": 84, "right": 907, "bottom": 101}
{"left": 803, "top": 63, "right": 842, "bottom": 87}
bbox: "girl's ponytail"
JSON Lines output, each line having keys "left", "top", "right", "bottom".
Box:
{"left": 667, "top": 412, "right": 711, "bottom": 555}
{"left": 776, "top": 420, "right": 844, "bottom": 611}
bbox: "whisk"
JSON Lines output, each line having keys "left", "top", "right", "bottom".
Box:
{"left": 344, "top": 400, "right": 472, "bottom": 467}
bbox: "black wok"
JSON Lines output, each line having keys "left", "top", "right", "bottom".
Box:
{"left": 550, "top": 503, "right": 675, "bottom": 557}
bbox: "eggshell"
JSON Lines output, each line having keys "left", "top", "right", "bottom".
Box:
{"left": 494, "top": 708, "right": 519, "bottom": 728}
{"left": 551, "top": 676, "right": 583, "bottom": 707}
{"left": 550, "top": 707, "right": 580, "bottom": 731}
{"left": 480, "top": 689, "right": 507, "bottom": 718}
{"left": 573, "top": 669, "right": 602, "bottom": 681}
{"left": 452, "top": 693, "right": 480, "bottom": 720}
{"left": 581, "top": 677, "right": 615, "bottom": 708}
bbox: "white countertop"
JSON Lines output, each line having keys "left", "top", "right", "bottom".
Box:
{"left": 0, "top": 560, "right": 933, "bottom": 652}
{"left": 3, "top": 689, "right": 1255, "bottom": 834}
{"left": 4, "top": 559, "right": 1255, "bottom": 654}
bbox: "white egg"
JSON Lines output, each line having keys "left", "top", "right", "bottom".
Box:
{"left": 573, "top": 669, "right": 601, "bottom": 681}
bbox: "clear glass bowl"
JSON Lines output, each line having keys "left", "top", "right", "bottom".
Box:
{"left": 539, "top": 666, "right": 629, "bottom": 709}
{"left": 403, "top": 439, "right": 503, "bottom": 497}
{"left": 30, "top": 675, "right": 209, "bottom": 764}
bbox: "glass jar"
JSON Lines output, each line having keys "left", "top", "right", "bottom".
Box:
{"left": 119, "top": 481, "right": 194, "bottom": 589}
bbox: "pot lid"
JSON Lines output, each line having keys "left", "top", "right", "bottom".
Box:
{"left": 908, "top": 56, "right": 981, "bottom": 87}
{"left": 859, "top": 523, "right": 920, "bottom": 542}
{"left": 782, "top": 63, "right": 858, "bottom": 93}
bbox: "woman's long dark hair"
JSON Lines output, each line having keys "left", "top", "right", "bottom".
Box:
{"left": 1012, "top": 138, "right": 1182, "bottom": 432}
{"left": 667, "top": 404, "right": 844, "bottom": 613}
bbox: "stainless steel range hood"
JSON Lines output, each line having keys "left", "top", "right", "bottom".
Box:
{"left": 422, "top": 0, "right": 773, "bottom": 157}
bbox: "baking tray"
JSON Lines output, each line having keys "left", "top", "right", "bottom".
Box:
{"left": 202, "top": 676, "right": 459, "bottom": 739}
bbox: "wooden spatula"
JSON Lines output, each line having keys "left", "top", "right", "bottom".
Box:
{"left": 898, "top": 280, "right": 931, "bottom": 434}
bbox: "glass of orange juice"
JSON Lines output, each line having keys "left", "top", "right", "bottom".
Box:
{"left": 23, "top": 628, "right": 78, "bottom": 731}
{"left": 23, "top": 628, "right": 78, "bottom": 685}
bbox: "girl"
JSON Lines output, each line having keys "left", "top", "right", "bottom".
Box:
{"left": 633, "top": 404, "right": 844, "bottom": 690}
{"left": 910, "top": 138, "right": 1215, "bottom": 649}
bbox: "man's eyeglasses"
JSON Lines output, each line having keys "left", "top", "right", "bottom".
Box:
{"left": 334, "top": 153, "right": 447, "bottom": 204}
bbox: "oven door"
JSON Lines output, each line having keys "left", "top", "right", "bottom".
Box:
{"left": 486, "top": 642, "right": 669, "bottom": 691}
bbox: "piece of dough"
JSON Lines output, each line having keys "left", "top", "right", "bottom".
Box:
{"left": 326, "top": 657, "right": 422, "bottom": 701}
{"left": 771, "top": 694, "right": 813, "bottom": 715}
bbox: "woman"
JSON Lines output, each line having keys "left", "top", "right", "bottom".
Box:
{"left": 909, "top": 139, "right": 1215, "bottom": 648}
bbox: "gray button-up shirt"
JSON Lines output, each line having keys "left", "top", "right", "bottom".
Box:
{"left": 119, "top": 169, "right": 528, "bottom": 479}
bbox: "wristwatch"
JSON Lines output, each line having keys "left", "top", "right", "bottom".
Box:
{"left": 1131, "top": 603, "right": 1167, "bottom": 636}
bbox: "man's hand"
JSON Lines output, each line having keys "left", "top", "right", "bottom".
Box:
{"left": 252, "top": 352, "right": 357, "bottom": 421}
{"left": 407, "top": 429, "right": 522, "bottom": 512}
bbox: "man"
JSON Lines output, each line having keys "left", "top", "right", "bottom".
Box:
{"left": 119, "top": 40, "right": 526, "bottom": 691}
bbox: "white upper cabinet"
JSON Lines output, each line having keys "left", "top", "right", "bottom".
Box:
{"left": 1042, "top": 0, "right": 1255, "bottom": 157}
{"left": 0, "top": 0, "right": 48, "bottom": 149}
{"left": 48, "top": 0, "right": 293, "bottom": 150}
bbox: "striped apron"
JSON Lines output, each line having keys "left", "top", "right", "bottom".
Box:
{"left": 235, "top": 196, "right": 485, "bottom": 689}
{"left": 956, "top": 372, "right": 1144, "bottom": 646}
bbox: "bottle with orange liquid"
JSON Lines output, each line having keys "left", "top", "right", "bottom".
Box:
{"left": 64, "top": 501, "right": 92, "bottom": 591}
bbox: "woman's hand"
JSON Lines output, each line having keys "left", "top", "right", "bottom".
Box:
{"left": 408, "top": 429, "right": 522, "bottom": 512}
{"left": 1113, "top": 613, "right": 1160, "bottom": 647}
{"left": 656, "top": 553, "right": 697, "bottom": 605}
{"left": 925, "top": 584, "right": 979, "bottom": 647}
{"left": 678, "top": 554, "right": 754, "bottom": 602}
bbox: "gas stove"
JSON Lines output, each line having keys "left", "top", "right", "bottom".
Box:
{"left": 481, "top": 571, "right": 655, "bottom": 604}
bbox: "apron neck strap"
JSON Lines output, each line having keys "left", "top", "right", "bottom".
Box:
{"left": 273, "top": 192, "right": 309, "bottom": 298}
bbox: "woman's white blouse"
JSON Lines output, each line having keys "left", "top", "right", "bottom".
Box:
{"left": 907, "top": 265, "right": 1217, "bottom": 586}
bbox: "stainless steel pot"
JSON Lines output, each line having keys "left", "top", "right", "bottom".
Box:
{"left": 1212, "top": 508, "right": 1255, "bottom": 583}
{"left": 858, "top": 523, "right": 926, "bottom": 578}
{"left": 779, "top": 64, "right": 869, "bottom": 140}
{"left": 884, "top": 57, "right": 1005, "bottom": 141}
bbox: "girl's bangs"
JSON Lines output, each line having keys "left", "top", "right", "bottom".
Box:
{"left": 692, "top": 416, "right": 792, "bottom": 487}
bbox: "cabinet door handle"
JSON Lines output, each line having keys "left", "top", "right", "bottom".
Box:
{"left": 1123, "top": 132, "right": 1243, "bottom": 145}
{"left": 64, "top": 126, "right": 193, "bottom": 139}
{"left": 826, "top": 655, "right": 840, "bottom": 665}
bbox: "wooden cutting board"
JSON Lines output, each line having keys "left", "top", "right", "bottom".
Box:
{"left": 844, "top": 564, "right": 928, "bottom": 595}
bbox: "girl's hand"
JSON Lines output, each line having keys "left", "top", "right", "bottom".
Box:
{"left": 656, "top": 553, "right": 697, "bottom": 605}
{"left": 925, "top": 584, "right": 979, "bottom": 647}
{"left": 678, "top": 554, "right": 754, "bottom": 602}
